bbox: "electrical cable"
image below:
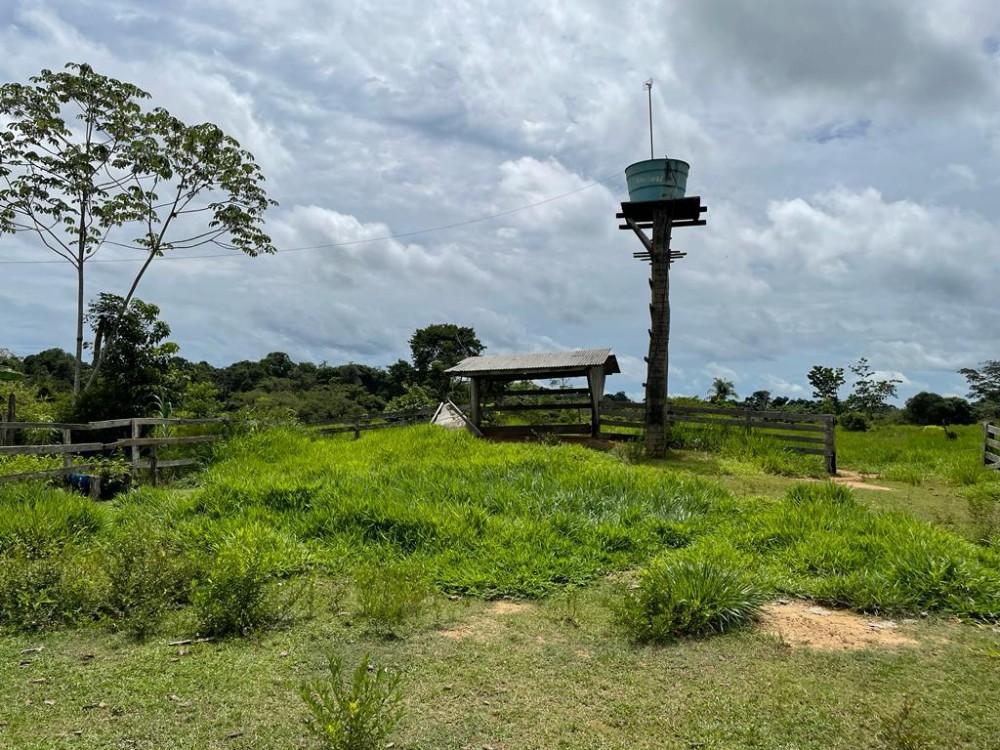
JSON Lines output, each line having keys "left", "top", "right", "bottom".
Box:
{"left": 0, "top": 170, "right": 623, "bottom": 266}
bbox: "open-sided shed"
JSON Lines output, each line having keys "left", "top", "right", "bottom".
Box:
{"left": 445, "top": 348, "right": 620, "bottom": 438}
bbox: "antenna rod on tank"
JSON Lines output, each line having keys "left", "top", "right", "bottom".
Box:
{"left": 644, "top": 79, "right": 654, "bottom": 159}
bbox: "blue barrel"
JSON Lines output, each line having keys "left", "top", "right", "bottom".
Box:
{"left": 625, "top": 158, "right": 689, "bottom": 202}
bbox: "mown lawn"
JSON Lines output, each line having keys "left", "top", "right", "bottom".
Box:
{"left": 1, "top": 424, "right": 999, "bottom": 748}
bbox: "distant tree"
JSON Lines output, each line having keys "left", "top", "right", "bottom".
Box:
{"left": 22, "top": 348, "right": 78, "bottom": 396}
{"left": 807, "top": 365, "right": 846, "bottom": 414}
{"left": 903, "top": 392, "right": 975, "bottom": 427}
{"left": 958, "top": 361, "right": 1000, "bottom": 417}
{"left": 409, "top": 324, "right": 485, "bottom": 400}
{"left": 384, "top": 384, "right": 437, "bottom": 413}
{"left": 0, "top": 63, "right": 276, "bottom": 397}
{"left": 959, "top": 360, "right": 1000, "bottom": 402}
{"left": 73, "top": 294, "right": 177, "bottom": 420}
{"left": 707, "top": 378, "right": 737, "bottom": 404}
{"left": 846, "top": 357, "right": 901, "bottom": 418}
{"left": 605, "top": 391, "right": 631, "bottom": 403}
{"left": 744, "top": 390, "right": 772, "bottom": 411}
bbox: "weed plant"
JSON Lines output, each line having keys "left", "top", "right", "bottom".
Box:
{"left": 300, "top": 652, "right": 404, "bottom": 750}
{"left": 614, "top": 551, "right": 765, "bottom": 642}
{"left": 192, "top": 520, "right": 297, "bottom": 635}
{"left": 2, "top": 425, "right": 1000, "bottom": 637}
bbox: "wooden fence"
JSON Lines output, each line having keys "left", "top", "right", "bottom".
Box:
{"left": 600, "top": 401, "right": 837, "bottom": 473}
{"left": 315, "top": 406, "right": 438, "bottom": 438}
{"left": 985, "top": 422, "right": 1000, "bottom": 471}
{"left": 0, "top": 417, "right": 227, "bottom": 487}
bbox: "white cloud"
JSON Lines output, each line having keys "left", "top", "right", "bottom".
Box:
{"left": 2, "top": 0, "right": 999, "bottom": 407}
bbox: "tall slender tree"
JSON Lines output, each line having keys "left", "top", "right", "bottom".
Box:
{"left": 0, "top": 63, "right": 276, "bottom": 397}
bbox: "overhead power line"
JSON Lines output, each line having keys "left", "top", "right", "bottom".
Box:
{"left": 0, "top": 170, "right": 623, "bottom": 266}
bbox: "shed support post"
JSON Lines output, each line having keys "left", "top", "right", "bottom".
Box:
{"left": 587, "top": 366, "right": 606, "bottom": 437}
{"left": 470, "top": 378, "right": 481, "bottom": 427}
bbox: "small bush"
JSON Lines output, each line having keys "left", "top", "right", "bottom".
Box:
{"left": 300, "top": 652, "right": 404, "bottom": 750}
{"left": 103, "top": 528, "right": 196, "bottom": 639}
{"left": 611, "top": 439, "right": 645, "bottom": 464}
{"left": 614, "top": 553, "right": 765, "bottom": 642}
{"left": 193, "top": 521, "right": 294, "bottom": 636}
{"left": 0, "top": 548, "right": 105, "bottom": 631}
{"left": 839, "top": 412, "right": 871, "bottom": 432}
{"left": 354, "top": 559, "right": 432, "bottom": 638}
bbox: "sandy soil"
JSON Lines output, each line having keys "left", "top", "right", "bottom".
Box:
{"left": 760, "top": 599, "right": 918, "bottom": 650}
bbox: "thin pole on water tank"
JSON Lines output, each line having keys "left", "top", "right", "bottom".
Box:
{"left": 644, "top": 79, "right": 654, "bottom": 159}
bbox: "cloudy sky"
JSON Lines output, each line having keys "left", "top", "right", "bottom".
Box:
{"left": 2, "top": 0, "right": 999, "bottom": 402}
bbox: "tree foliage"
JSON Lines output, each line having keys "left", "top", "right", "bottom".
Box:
{"left": 73, "top": 294, "right": 177, "bottom": 421}
{"left": 408, "top": 323, "right": 484, "bottom": 400}
{"left": 846, "top": 357, "right": 901, "bottom": 418}
{"left": 0, "top": 62, "right": 276, "bottom": 396}
{"left": 903, "top": 392, "right": 976, "bottom": 427}
{"left": 958, "top": 361, "right": 1000, "bottom": 416}
{"left": 807, "top": 365, "right": 845, "bottom": 414}
{"left": 707, "top": 378, "right": 737, "bottom": 404}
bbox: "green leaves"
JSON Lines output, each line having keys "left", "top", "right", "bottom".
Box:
{"left": 0, "top": 62, "right": 277, "bottom": 396}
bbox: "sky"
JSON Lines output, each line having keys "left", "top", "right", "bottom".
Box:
{"left": 1, "top": 0, "right": 999, "bottom": 403}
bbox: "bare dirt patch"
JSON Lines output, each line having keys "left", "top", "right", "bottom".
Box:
{"left": 439, "top": 600, "right": 534, "bottom": 642}
{"left": 830, "top": 470, "right": 895, "bottom": 492}
{"left": 760, "top": 600, "right": 918, "bottom": 651}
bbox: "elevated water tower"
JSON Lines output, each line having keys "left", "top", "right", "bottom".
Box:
{"left": 618, "top": 80, "right": 707, "bottom": 457}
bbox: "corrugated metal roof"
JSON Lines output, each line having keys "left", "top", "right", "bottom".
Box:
{"left": 445, "top": 348, "right": 620, "bottom": 376}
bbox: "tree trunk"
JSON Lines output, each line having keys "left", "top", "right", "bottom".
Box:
{"left": 644, "top": 210, "right": 672, "bottom": 457}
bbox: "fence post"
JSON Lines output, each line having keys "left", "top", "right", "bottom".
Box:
{"left": 985, "top": 422, "right": 990, "bottom": 468}
{"left": 62, "top": 428, "right": 73, "bottom": 474}
{"left": 823, "top": 417, "right": 837, "bottom": 474}
{"left": 1, "top": 392, "right": 14, "bottom": 446}
{"left": 130, "top": 419, "right": 141, "bottom": 480}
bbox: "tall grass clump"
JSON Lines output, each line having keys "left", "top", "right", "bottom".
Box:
{"left": 963, "top": 483, "right": 1000, "bottom": 546}
{"left": 0, "top": 547, "right": 106, "bottom": 631}
{"left": 669, "top": 422, "right": 823, "bottom": 477}
{"left": 301, "top": 652, "right": 404, "bottom": 750}
{"left": 354, "top": 559, "right": 433, "bottom": 638}
{"left": 724, "top": 482, "right": 1000, "bottom": 619}
{"left": 0, "top": 482, "right": 104, "bottom": 557}
{"left": 614, "top": 549, "right": 765, "bottom": 642}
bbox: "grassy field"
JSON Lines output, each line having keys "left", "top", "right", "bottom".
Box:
{"left": 1, "top": 424, "right": 999, "bottom": 748}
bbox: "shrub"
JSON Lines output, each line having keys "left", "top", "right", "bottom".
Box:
{"left": 103, "top": 527, "right": 196, "bottom": 639}
{"left": 192, "top": 521, "right": 294, "bottom": 635}
{"left": 613, "top": 553, "right": 765, "bottom": 642}
{"left": 301, "top": 652, "right": 404, "bottom": 750}
{"left": 839, "top": 412, "right": 871, "bottom": 432}
{"left": 0, "top": 548, "right": 105, "bottom": 631}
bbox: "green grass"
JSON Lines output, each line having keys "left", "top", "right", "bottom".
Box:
{"left": 838, "top": 424, "right": 998, "bottom": 487}
{"left": 2, "top": 425, "right": 1000, "bottom": 747}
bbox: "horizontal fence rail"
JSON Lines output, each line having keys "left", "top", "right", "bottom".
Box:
{"left": 0, "top": 417, "right": 229, "bottom": 487}
{"left": 985, "top": 422, "right": 1000, "bottom": 471}
{"left": 315, "top": 406, "right": 438, "bottom": 438}
{"left": 600, "top": 401, "right": 837, "bottom": 473}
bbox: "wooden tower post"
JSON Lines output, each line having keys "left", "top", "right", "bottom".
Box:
{"left": 618, "top": 196, "right": 707, "bottom": 457}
